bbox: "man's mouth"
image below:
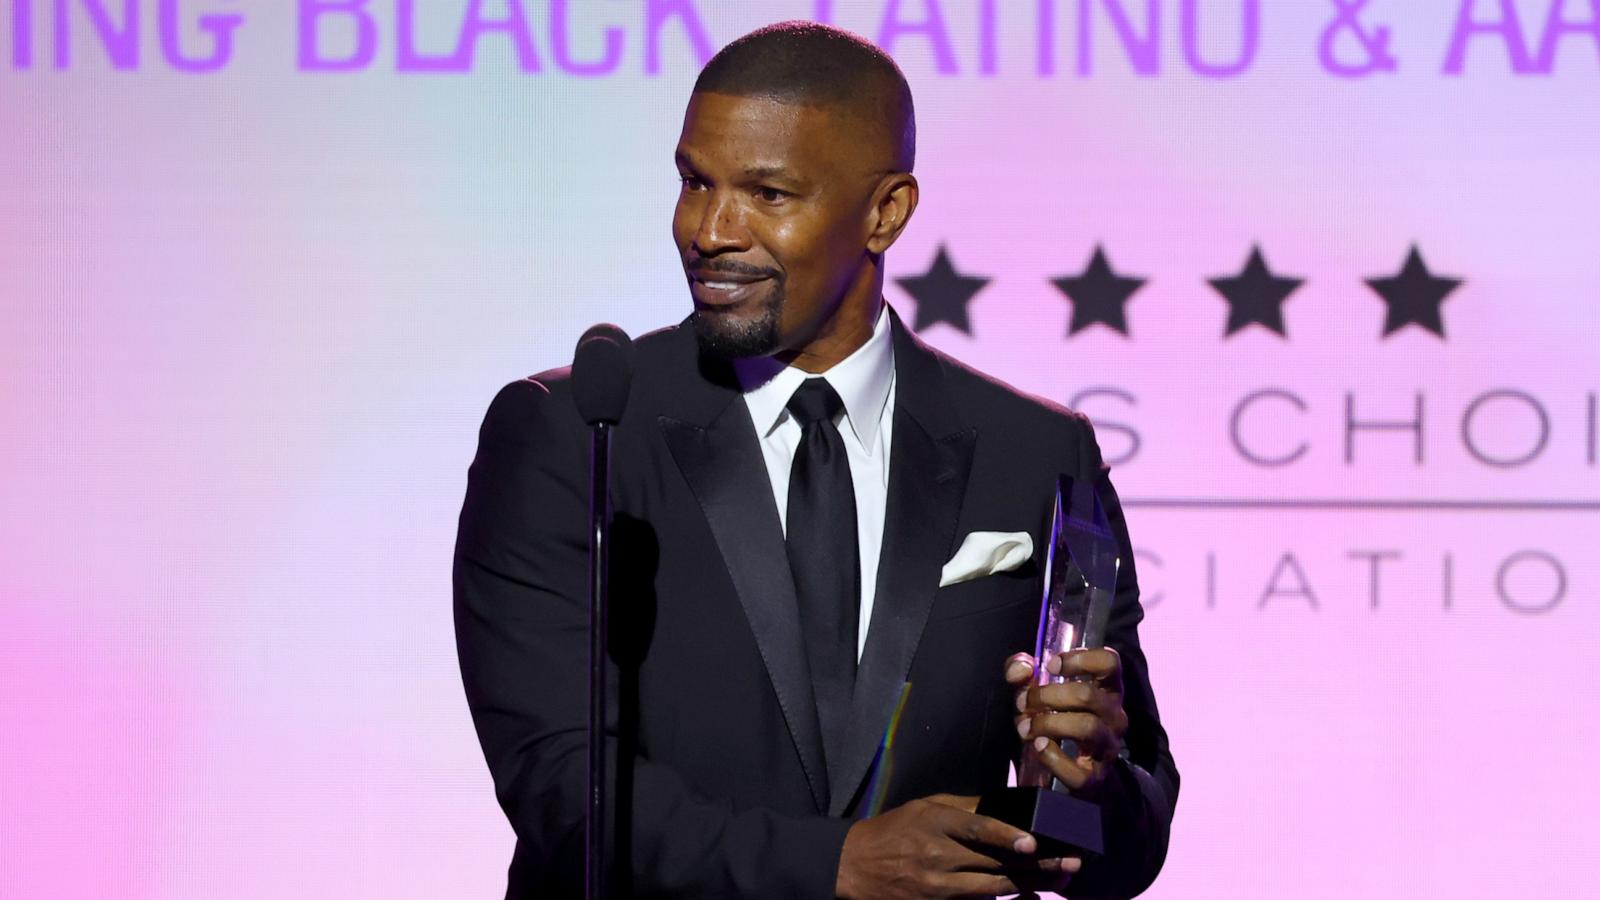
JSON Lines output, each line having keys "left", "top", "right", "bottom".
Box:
{"left": 690, "top": 273, "right": 773, "bottom": 307}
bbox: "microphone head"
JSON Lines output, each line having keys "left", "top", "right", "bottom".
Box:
{"left": 572, "top": 323, "right": 635, "bottom": 426}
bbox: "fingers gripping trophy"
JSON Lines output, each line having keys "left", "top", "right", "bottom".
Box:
{"left": 978, "top": 474, "right": 1121, "bottom": 858}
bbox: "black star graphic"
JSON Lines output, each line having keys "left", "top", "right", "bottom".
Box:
{"left": 895, "top": 244, "right": 989, "bottom": 334}
{"left": 1207, "top": 244, "right": 1304, "bottom": 338}
{"left": 1051, "top": 245, "right": 1145, "bottom": 337}
{"left": 1365, "top": 245, "right": 1463, "bottom": 339}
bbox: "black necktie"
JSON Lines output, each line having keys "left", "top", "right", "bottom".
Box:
{"left": 784, "top": 379, "right": 860, "bottom": 785}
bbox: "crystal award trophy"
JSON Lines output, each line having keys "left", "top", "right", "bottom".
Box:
{"left": 976, "top": 474, "right": 1121, "bottom": 857}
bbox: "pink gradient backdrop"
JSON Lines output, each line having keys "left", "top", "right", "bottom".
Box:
{"left": 3, "top": 2, "right": 1596, "bottom": 897}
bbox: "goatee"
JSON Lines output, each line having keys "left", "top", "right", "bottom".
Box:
{"left": 690, "top": 297, "right": 782, "bottom": 359}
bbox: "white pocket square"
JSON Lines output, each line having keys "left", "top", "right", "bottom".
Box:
{"left": 938, "top": 531, "right": 1034, "bottom": 587}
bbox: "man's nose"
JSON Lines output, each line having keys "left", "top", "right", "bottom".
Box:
{"left": 692, "top": 192, "right": 749, "bottom": 255}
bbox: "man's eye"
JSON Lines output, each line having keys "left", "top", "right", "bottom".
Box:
{"left": 756, "top": 187, "right": 788, "bottom": 203}
{"left": 679, "top": 176, "right": 705, "bottom": 191}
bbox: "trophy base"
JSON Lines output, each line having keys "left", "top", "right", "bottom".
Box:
{"left": 976, "top": 787, "right": 1104, "bottom": 857}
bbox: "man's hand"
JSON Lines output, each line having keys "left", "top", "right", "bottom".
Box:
{"left": 835, "top": 794, "right": 1080, "bottom": 898}
{"left": 1007, "top": 649, "right": 1129, "bottom": 795}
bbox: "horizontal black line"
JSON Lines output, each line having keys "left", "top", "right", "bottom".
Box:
{"left": 1122, "top": 498, "right": 1600, "bottom": 512}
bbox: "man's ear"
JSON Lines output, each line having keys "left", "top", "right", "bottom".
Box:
{"left": 866, "top": 173, "right": 919, "bottom": 255}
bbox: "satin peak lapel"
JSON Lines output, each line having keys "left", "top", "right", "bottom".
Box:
{"left": 659, "top": 406, "right": 830, "bottom": 813}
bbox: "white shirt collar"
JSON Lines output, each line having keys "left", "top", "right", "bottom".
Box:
{"left": 733, "top": 304, "right": 895, "bottom": 453}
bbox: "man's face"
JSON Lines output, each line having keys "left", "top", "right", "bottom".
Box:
{"left": 673, "top": 92, "right": 880, "bottom": 359}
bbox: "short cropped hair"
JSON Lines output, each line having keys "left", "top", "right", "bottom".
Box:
{"left": 693, "top": 21, "right": 916, "bottom": 172}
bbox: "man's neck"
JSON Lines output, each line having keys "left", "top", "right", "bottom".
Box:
{"left": 778, "top": 294, "right": 884, "bottom": 375}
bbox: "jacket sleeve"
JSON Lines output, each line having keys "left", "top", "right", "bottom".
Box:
{"left": 452, "top": 379, "right": 853, "bottom": 898}
{"left": 1057, "top": 414, "right": 1181, "bottom": 899}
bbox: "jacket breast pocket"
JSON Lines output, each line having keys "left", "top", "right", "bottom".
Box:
{"left": 925, "top": 560, "right": 1039, "bottom": 623}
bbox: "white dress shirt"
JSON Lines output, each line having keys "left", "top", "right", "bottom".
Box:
{"left": 732, "top": 305, "right": 896, "bottom": 662}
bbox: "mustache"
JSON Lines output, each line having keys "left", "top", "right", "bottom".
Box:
{"left": 685, "top": 259, "right": 780, "bottom": 280}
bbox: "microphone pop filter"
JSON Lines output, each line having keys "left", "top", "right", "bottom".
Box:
{"left": 572, "top": 323, "right": 635, "bottom": 426}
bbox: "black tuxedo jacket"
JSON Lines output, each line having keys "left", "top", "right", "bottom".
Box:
{"left": 454, "top": 307, "right": 1178, "bottom": 898}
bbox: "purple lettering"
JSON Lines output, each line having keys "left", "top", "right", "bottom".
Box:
{"left": 399, "top": 0, "right": 541, "bottom": 74}
{"left": 1038, "top": 0, "right": 1057, "bottom": 75}
{"left": 979, "top": 0, "right": 998, "bottom": 74}
{"left": 54, "top": 0, "right": 139, "bottom": 69}
{"left": 297, "top": 0, "right": 377, "bottom": 72}
{"left": 1030, "top": 0, "right": 1056, "bottom": 73}
{"left": 13, "top": 0, "right": 33, "bottom": 68}
{"left": 454, "top": 0, "right": 539, "bottom": 72}
{"left": 1077, "top": 0, "right": 1160, "bottom": 76}
{"left": 1443, "top": 0, "right": 1535, "bottom": 75}
{"left": 813, "top": 0, "right": 835, "bottom": 25}
{"left": 396, "top": 0, "right": 452, "bottom": 71}
{"left": 550, "top": 0, "right": 622, "bottom": 76}
{"left": 878, "top": 0, "right": 960, "bottom": 75}
{"left": 159, "top": 0, "right": 241, "bottom": 73}
{"left": 646, "top": 0, "right": 713, "bottom": 76}
{"left": 1534, "top": 0, "right": 1600, "bottom": 72}
{"left": 1181, "top": 0, "right": 1258, "bottom": 78}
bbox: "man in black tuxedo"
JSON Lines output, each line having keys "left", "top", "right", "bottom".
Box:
{"left": 454, "top": 21, "right": 1177, "bottom": 899}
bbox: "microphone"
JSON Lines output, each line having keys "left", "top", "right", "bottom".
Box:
{"left": 570, "top": 323, "right": 632, "bottom": 900}
{"left": 572, "top": 324, "right": 634, "bottom": 426}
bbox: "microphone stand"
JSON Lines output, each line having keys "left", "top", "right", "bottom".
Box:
{"left": 587, "top": 420, "right": 612, "bottom": 900}
{"left": 573, "top": 321, "right": 631, "bottom": 899}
